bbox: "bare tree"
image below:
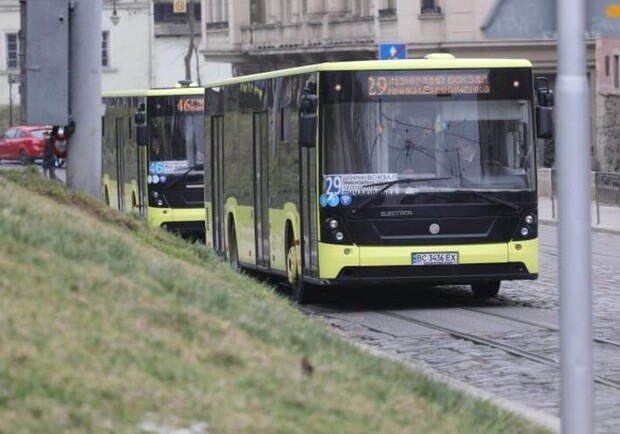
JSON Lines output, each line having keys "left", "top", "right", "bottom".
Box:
{"left": 184, "top": 0, "right": 201, "bottom": 85}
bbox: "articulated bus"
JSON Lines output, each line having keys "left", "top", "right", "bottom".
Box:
{"left": 102, "top": 86, "right": 206, "bottom": 237}
{"left": 204, "top": 54, "right": 554, "bottom": 303}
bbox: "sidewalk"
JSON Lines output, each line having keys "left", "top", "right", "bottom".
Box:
{"left": 538, "top": 196, "right": 620, "bottom": 235}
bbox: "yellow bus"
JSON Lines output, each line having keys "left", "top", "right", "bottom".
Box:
{"left": 204, "top": 54, "right": 554, "bottom": 302}
{"left": 102, "top": 85, "right": 206, "bottom": 238}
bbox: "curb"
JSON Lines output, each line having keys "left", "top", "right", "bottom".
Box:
{"left": 539, "top": 218, "right": 620, "bottom": 236}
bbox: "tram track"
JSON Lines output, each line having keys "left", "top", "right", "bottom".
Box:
{"left": 308, "top": 291, "right": 620, "bottom": 392}
{"left": 373, "top": 307, "right": 620, "bottom": 391}
{"left": 432, "top": 298, "right": 620, "bottom": 350}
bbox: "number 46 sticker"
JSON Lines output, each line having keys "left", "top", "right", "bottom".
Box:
{"left": 324, "top": 175, "right": 342, "bottom": 195}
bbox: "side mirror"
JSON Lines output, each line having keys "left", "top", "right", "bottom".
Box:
{"left": 534, "top": 76, "right": 554, "bottom": 139}
{"left": 299, "top": 93, "right": 318, "bottom": 148}
{"left": 135, "top": 104, "right": 148, "bottom": 146}
{"left": 536, "top": 106, "right": 554, "bottom": 139}
{"left": 299, "top": 113, "right": 317, "bottom": 148}
{"left": 136, "top": 125, "right": 149, "bottom": 146}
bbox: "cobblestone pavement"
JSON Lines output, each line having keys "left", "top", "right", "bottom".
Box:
{"left": 311, "top": 223, "right": 620, "bottom": 434}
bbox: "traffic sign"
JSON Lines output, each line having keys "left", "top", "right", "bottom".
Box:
{"left": 379, "top": 43, "right": 407, "bottom": 60}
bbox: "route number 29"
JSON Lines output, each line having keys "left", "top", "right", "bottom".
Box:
{"left": 324, "top": 176, "right": 342, "bottom": 195}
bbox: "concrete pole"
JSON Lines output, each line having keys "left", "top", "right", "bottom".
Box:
{"left": 556, "top": 0, "right": 594, "bottom": 432}
{"left": 67, "top": 0, "right": 102, "bottom": 197}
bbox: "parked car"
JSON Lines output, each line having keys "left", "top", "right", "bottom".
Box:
{"left": 0, "top": 125, "right": 51, "bottom": 165}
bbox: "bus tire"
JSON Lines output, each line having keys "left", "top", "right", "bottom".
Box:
{"left": 228, "top": 222, "right": 241, "bottom": 272}
{"left": 286, "top": 228, "right": 316, "bottom": 304}
{"left": 471, "top": 281, "right": 500, "bottom": 299}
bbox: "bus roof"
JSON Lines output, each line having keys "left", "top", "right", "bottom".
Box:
{"left": 102, "top": 87, "right": 203, "bottom": 98}
{"left": 205, "top": 56, "right": 533, "bottom": 88}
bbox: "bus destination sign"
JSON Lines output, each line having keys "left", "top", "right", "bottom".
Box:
{"left": 176, "top": 96, "right": 204, "bottom": 113}
{"left": 368, "top": 73, "right": 490, "bottom": 96}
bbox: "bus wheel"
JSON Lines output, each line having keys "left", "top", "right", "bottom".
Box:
{"left": 471, "top": 281, "right": 500, "bottom": 299}
{"left": 228, "top": 223, "right": 241, "bottom": 272}
{"left": 286, "top": 235, "right": 316, "bottom": 304}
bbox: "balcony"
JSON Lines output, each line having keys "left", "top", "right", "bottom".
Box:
{"left": 241, "top": 16, "right": 374, "bottom": 53}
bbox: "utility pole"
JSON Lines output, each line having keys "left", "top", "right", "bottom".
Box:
{"left": 67, "top": 0, "right": 102, "bottom": 197}
{"left": 556, "top": 0, "right": 594, "bottom": 432}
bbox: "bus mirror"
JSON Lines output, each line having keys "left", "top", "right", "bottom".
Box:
{"left": 536, "top": 106, "right": 554, "bottom": 139}
{"left": 535, "top": 77, "right": 554, "bottom": 107}
{"left": 134, "top": 111, "right": 146, "bottom": 126}
{"left": 136, "top": 124, "right": 149, "bottom": 146}
{"left": 134, "top": 104, "right": 148, "bottom": 146}
{"left": 299, "top": 113, "right": 316, "bottom": 148}
{"left": 301, "top": 93, "right": 317, "bottom": 114}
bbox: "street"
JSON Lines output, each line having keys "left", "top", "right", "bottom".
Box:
{"left": 303, "top": 223, "right": 620, "bottom": 433}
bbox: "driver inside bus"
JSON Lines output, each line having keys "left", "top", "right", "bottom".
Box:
{"left": 456, "top": 136, "right": 481, "bottom": 179}
{"left": 398, "top": 115, "right": 437, "bottom": 175}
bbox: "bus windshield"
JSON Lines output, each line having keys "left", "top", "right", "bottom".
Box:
{"left": 148, "top": 94, "right": 204, "bottom": 174}
{"left": 320, "top": 68, "right": 536, "bottom": 195}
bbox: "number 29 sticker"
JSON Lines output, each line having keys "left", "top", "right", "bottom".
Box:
{"left": 324, "top": 175, "right": 342, "bottom": 195}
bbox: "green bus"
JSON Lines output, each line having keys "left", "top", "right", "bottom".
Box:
{"left": 203, "top": 54, "right": 554, "bottom": 303}
{"left": 102, "top": 85, "right": 206, "bottom": 237}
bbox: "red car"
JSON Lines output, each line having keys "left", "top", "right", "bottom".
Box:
{"left": 0, "top": 125, "right": 50, "bottom": 165}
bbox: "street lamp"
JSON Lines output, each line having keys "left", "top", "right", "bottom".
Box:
{"left": 110, "top": 0, "right": 120, "bottom": 25}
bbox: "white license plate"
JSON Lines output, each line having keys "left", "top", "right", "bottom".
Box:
{"left": 412, "top": 252, "right": 458, "bottom": 266}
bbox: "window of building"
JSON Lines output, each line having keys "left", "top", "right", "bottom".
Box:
{"left": 606, "top": 55, "right": 610, "bottom": 77}
{"left": 615, "top": 55, "right": 619, "bottom": 89}
{"left": 351, "top": 0, "right": 370, "bottom": 16}
{"left": 155, "top": 2, "right": 202, "bottom": 24}
{"left": 279, "top": 0, "right": 291, "bottom": 22}
{"left": 421, "top": 0, "right": 441, "bottom": 14}
{"left": 250, "top": 0, "right": 265, "bottom": 24}
{"left": 6, "top": 33, "right": 19, "bottom": 70}
{"left": 102, "top": 31, "right": 109, "bottom": 68}
{"left": 378, "top": 0, "right": 396, "bottom": 17}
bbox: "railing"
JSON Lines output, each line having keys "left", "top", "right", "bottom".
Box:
{"left": 538, "top": 168, "right": 620, "bottom": 226}
{"left": 241, "top": 17, "right": 374, "bottom": 51}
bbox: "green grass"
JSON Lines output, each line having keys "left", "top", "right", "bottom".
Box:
{"left": 0, "top": 168, "right": 553, "bottom": 434}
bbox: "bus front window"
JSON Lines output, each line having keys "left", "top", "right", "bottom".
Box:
{"left": 320, "top": 69, "right": 537, "bottom": 195}
{"left": 148, "top": 94, "right": 204, "bottom": 173}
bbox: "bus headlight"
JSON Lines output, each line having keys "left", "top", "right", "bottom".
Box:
{"left": 322, "top": 216, "right": 351, "bottom": 244}
{"left": 520, "top": 226, "right": 530, "bottom": 237}
{"left": 156, "top": 199, "right": 164, "bottom": 206}
{"left": 524, "top": 214, "right": 535, "bottom": 225}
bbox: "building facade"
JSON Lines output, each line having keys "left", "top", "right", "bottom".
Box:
{"left": 0, "top": 0, "right": 231, "bottom": 125}
{"left": 200, "top": 0, "right": 620, "bottom": 172}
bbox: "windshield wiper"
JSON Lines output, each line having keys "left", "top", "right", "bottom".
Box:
{"left": 350, "top": 176, "right": 452, "bottom": 214}
{"left": 458, "top": 190, "right": 519, "bottom": 211}
{"left": 162, "top": 164, "right": 204, "bottom": 192}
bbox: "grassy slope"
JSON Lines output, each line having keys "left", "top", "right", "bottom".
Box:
{"left": 0, "top": 168, "right": 551, "bottom": 434}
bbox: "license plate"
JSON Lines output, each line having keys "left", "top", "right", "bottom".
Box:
{"left": 412, "top": 252, "right": 458, "bottom": 266}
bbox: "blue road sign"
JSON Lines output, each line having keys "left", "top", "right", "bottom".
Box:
{"left": 379, "top": 43, "right": 407, "bottom": 60}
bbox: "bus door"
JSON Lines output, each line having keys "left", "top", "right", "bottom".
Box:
{"left": 133, "top": 97, "right": 148, "bottom": 220}
{"left": 253, "top": 111, "right": 270, "bottom": 269}
{"left": 115, "top": 117, "right": 126, "bottom": 212}
{"left": 211, "top": 115, "right": 225, "bottom": 254}
{"left": 300, "top": 143, "right": 319, "bottom": 279}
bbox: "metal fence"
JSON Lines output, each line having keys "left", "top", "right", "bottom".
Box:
{"left": 538, "top": 168, "right": 620, "bottom": 225}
